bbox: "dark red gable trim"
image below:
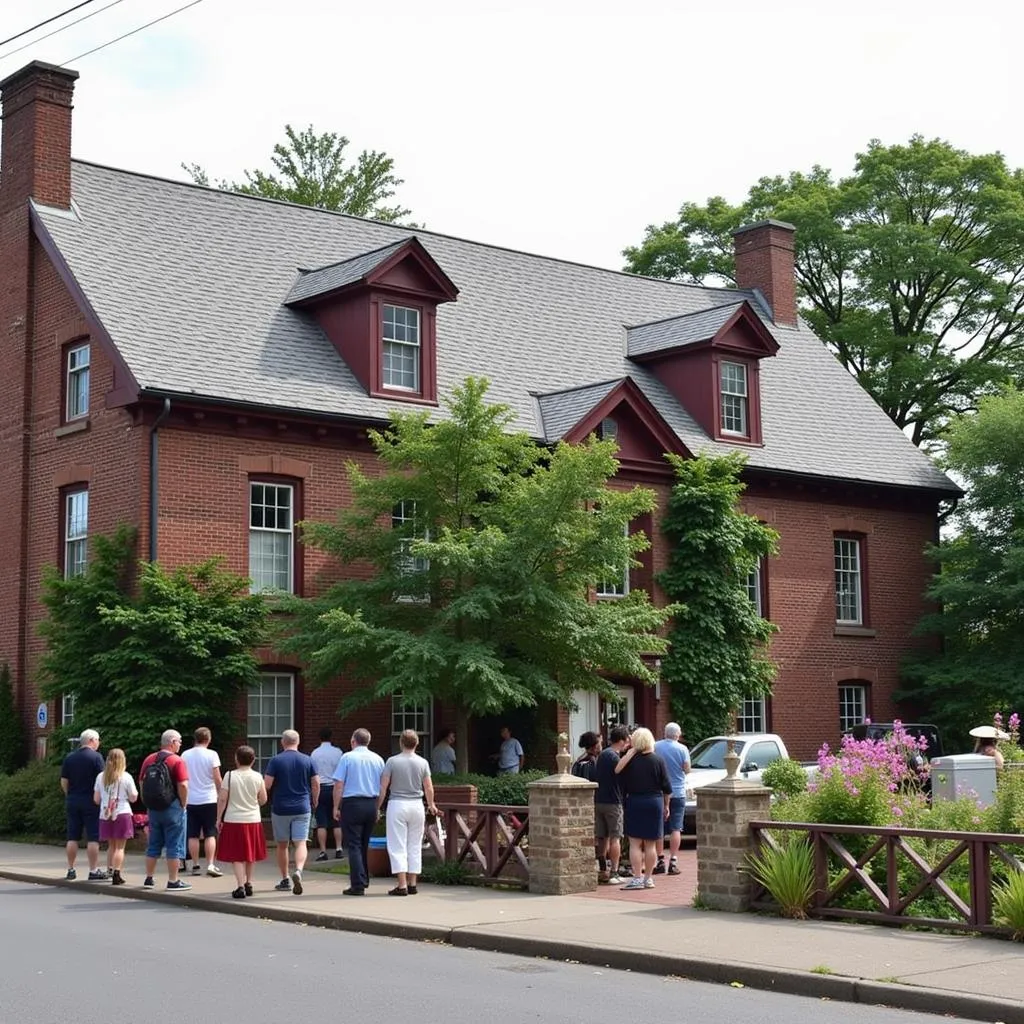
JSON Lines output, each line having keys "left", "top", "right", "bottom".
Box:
{"left": 628, "top": 301, "right": 779, "bottom": 364}
{"left": 562, "top": 377, "right": 690, "bottom": 460}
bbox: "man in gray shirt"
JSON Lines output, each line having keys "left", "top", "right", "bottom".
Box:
{"left": 310, "top": 727, "right": 344, "bottom": 861}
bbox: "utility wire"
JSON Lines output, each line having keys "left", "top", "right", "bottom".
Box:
{"left": 0, "top": 0, "right": 128, "bottom": 64}
{"left": 0, "top": 0, "right": 100, "bottom": 48}
{"left": 60, "top": 0, "right": 205, "bottom": 65}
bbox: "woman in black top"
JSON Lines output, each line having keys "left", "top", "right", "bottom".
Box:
{"left": 614, "top": 727, "right": 670, "bottom": 890}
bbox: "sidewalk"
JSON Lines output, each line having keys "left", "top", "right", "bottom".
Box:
{"left": 2, "top": 841, "right": 1022, "bottom": 1022}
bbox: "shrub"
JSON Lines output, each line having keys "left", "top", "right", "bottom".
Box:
{"left": 0, "top": 663, "right": 26, "bottom": 775}
{"left": 762, "top": 758, "right": 808, "bottom": 799}
{"left": 420, "top": 859, "right": 470, "bottom": 886}
{"left": 993, "top": 870, "right": 1024, "bottom": 941}
{"left": 434, "top": 770, "right": 545, "bottom": 807}
{"left": 0, "top": 761, "right": 65, "bottom": 839}
{"left": 742, "top": 840, "right": 816, "bottom": 919}
{"left": 986, "top": 770, "right": 1024, "bottom": 835}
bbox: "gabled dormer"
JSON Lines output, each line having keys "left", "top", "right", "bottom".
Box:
{"left": 285, "top": 237, "right": 458, "bottom": 405}
{"left": 626, "top": 300, "right": 778, "bottom": 446}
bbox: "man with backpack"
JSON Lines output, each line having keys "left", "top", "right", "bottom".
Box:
{"left": 138, "top": 729, "right": 191, "bottom": 890}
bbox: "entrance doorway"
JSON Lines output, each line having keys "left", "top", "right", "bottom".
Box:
{"left": 568, "top": 685, "right": 636, "bottom": 747}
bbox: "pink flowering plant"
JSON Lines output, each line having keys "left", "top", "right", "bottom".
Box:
{"left": 994, "top": 712, "right": 1024, "bottom": 764}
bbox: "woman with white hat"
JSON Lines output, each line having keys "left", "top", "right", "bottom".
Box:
{"left": 970, "top": 725, "right": 1007, "bottom": 770}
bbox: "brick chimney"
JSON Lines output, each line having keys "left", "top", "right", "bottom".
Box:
{"left": 0, "top": 60, "right": 79, "bottom": 213}
{"left": 732, "top": 219, "right": 797, "bottom": 327}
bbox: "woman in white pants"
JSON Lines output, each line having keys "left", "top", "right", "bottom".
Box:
{"left": 378, "top": 729, "right": 438, "bottom": 896}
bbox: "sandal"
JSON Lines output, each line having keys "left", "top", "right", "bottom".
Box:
{"left": 407, "top": 885, "right": 418, "bottom": 895}
{"left": 388, "top": 886, "right": 409, "bottom": 896}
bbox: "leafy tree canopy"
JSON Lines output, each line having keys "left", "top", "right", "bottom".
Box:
{"left": 279, "top": 378, "right": 676, "bottom": 772}
{"left": 658, "top": 452, "right": 779, "bottom": 743}
{"left": 624, "top": 136, "right": 1024, "bottom": 448}
{"left": 900, "top": 388, "right": 1024, "bottom": 742}
{"left": 0, "top": 662, "right": 26, "bottom": 775}
{"left": 38, "top": 527, "right": 268, "bottom": 769}
{"left": 183, "top": 123, "right": 412, "bottom": 223}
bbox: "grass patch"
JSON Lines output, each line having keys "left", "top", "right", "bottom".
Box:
{"left": 809, "top": 965, "right": 834, "bottom": 975}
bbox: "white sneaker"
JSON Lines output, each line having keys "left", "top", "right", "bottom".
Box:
{"left": 206, "top": 865, "right": 223, "bottom": 877}
{"left": 606, "top": 874, "right": 622, "bottom": 885}
{"left": 643, "top": 878, "right": 655, "bottom": 889}
{"left": 622, "top": 877, "right": 645, "bottom": 890}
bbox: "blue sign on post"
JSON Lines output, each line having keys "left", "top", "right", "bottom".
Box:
{"left": 36, "top": 703, "right": 48, "bottom": 729}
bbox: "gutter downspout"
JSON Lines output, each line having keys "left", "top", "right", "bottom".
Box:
{"left": 149, "top": 399, "right": 171, "bottom": 562}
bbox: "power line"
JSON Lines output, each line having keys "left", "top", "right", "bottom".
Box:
{"left": 60, "top": 0, "right": 205, "bottom": 65}
{"left": 0, "top": 0, "right": 128, "bottom": 64}
{"left": 0, "top": 0, "right": 100, "bottom": 48}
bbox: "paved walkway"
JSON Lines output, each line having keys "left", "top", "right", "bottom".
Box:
{"left": 1, "top": 841, "right": 1022, "bottom": 1022}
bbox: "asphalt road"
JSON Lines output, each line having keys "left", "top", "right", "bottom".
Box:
{"left": 0, "top": 880, "right": 957, "bottom": 1024}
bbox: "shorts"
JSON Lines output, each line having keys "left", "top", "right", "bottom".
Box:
{"left": 314, "top": 786, "right": 337, "bottom": 829}
{"left": 99, "top": 813, "right": 135, "bottom": 841}
{"left": 272, "top": 812, "right": 311, "bottom": 843}
{"left": 66, "top": 800, "right": 100, "bottom": 843}
{"left": 146, "top": 804, "right": 186, "bottom": 860}
{"left": 186, "top": 802, "right": 219, "bottom": 840}
{"left": 594, "top": 802, "right": 623, "bottom": 840}
{"left": 666, "top": 796, "right": 684, "bottom": 833}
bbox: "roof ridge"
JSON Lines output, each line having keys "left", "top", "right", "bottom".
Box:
{"left": 69, "top": 158, "right": 747, "bottom": 298}
{"left": 625, "top": 299, "right": 746, "bottom": 332}
{"left": 532, "top": 377, "right": 625, "bottom": 399}
{"left": 298, "top": 236, "right": 412, "bottom": 275}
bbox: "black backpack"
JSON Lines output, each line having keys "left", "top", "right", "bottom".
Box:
{"left": 141, "top": 751, "right": 176, "bottom": 810}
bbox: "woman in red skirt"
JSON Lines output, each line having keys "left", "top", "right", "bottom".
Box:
{"left": 216, "top": 745, "right": 268, "bottom": 899}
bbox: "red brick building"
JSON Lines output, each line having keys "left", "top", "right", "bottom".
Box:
{"left": 0, "top": 62, "right": 957, "bottom": 767}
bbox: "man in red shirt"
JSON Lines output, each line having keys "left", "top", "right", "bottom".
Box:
{"left": 138, "top": 729, "right": 191, "bottom": 890}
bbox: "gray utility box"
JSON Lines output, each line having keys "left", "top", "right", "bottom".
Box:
{"left": 930, "top": 753, "right": 998, "bottom": 808}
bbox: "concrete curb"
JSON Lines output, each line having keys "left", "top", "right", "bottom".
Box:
{"left": 3, "top": 869, "right": 1022, "bottom": 1023}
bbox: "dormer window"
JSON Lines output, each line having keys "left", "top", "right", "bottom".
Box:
{"left": 382, "top": 305, "right": 421, "bottom": 391}
{"left": 719, "top": 361, "right": 749, "bottom": 437}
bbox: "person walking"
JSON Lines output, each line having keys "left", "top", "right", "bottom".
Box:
{"left": 310, "top": 727, "right": 344, "bottom": 862}
{"left": 216, "top": 745, "right": 268, "bottom": 899}
{"left": 594, "top": 725, "right": 629, "bottom": 883}
{"left": 92, "top": 748, "right": 137, "bottom": 886}
{"left": 181, "top": 727, "right": 223, "bottom": 878}
{"left": 495, "top": 726, "right": 524, "bottom": 774}
{"left": 138, "top": 729, "right": 191, "bottom": 890}
{"left": 60, "top": 729, "right": 106, "bottom": 881}
{"left": 332, "top": 728, "right": 385, "bottom": 896}
{"left": 430, "top": 727, "right": 457, "bottom": 777}
{"left": 653, "top": 722, "right": 690, "bottom": 876}
{"left": 378, "top": 729, "right": 439, "bottom": 896}
{"left": 264, "top": 730, "right": 318, "bottom": 896}
{"left": 614, "top": 727, "right": 671, "bottom": 891}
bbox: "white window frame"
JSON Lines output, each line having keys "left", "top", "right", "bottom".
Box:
{"left": 834, "top": 536, "right": 863, "bottom": 625}
{"left": 249, "top": 482, "right": 294, "bottom": 594}
{"left": 736, "top": 696, "right": 766, "bottom": 734}
{"left": 596, "top": 522, "right": 630, "bottom": 600}
{"left": 248, "top": 672, "right": 294, "bottom": 771}
{"left": 62, "top": 694, "right": 77, "bottom": 725}
{"left": 839, "top": 684, "right": 867, "bottom": 733}
{"left": 382, "top": 304, "right": 421, "bottom": 391}
{"left": 65, "top": 342, "right": 90, "bottom": 421}
{"left": 64, "top": 489, "right": 88, "bottom": 580}
{"left": 393, "top": 500, "right": 429, "bottom": 601}
{"left": 390, "top": 694, "right": 433, "bottom": 755}
{"left": 719, "top": 360, "right": 749, "bottom": 437}
{"left": 745, "top": 557, "right": 764, "bottom": 617}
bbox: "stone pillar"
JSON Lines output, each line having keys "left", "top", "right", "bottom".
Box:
{"left": 527, "top": 737, "right": 597, "bottom": 894}
{"left": 696, "top": 776, "right": 772, "bottom": 912}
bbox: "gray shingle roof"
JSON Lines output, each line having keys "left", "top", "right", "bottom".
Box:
{"left": 536, "top": 379, "right": 623, "bottom": 441}
{"left": 33, "top": 161, "right": 958, "bottom": 494}
{"left": 627, "top": 302, "right": 746, "bottom": 358}
{"left": 285, "top": 239, "right": 410, "bottom": 304}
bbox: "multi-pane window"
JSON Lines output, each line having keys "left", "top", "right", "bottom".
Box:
{"left": 834, "top": 536, "right": 863, "bottom": 624}
{"left": 736, "top": 697, "right": 766, "bottom": 734}
{"left": 745, "top": 557, "right": 764, "bottom": 616}
{"left": 393, "top": 501, "right": 429, "bottom": 600}
{"left": 720, "top": 361, "right": 749, "bottom": 436}
{"left": 839, "top": 684, "right": 867, "bottom": 733}
{"left": 597, "top": 522, "right": 630, "bottom": 599}
{"left": 62, "top": 694, "right": 77, "bottom": 725}
{"left": 248, "top": 672, "right": 294, "bottom": 770}
{"left": 391, "top": 694, "right": 432, "bottom": 755}
{"left": 382, "top": 304, "right": 421, "bottom": 391}
{"left": 64, "top": 490, "right": 88, "bottom": 579}
{"left": 249, "top": 483, "right": 293, "bottom": 593}
{"left": 65, "top": 343, "right": 90, "bottom": 421}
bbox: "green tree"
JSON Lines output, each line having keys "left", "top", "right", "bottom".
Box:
{"left": 182, "top": 123, "right": 412, "bottom": 222}
{"left": 901, "top": 388, "right": 1024, "bottom": 741}
{"left": 658, "top": 452, "right": 779, "bottom": 742}
{"left": 38, "top": 527, "right": 269, "bottom": 769}
{"left": 624, "top": 137, "right": 1024, "bottom": 448}
{"left": 0, "top": 662, "right": 26, "bottom": 775}
{"left": 280, "top": 378, "right": 674, "bottom": 773}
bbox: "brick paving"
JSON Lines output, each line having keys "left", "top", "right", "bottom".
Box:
{"left": 575, "top": 847, "right": 697, "bottom": 906}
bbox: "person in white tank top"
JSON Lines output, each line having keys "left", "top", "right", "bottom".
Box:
{"left": 181, "top": 727, "right": 223, "bottom": 877}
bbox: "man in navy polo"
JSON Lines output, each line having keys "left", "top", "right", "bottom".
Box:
{"left": 60, "top": 728, "right": 105, "bottom": 881}
{"left": 264, "top": 730, "right": 318, "bottom": 896}
{"left": 332, "top": 728, "right": 385, "bottom": 896}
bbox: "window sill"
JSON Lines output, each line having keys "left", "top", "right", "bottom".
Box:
{"left": 370, "top": 388, "right": 439, "bottom": 406}
{"left": 834, "top": 625, "right": 877, "bottom": 638}
{"left": 55, "top": 419, "right": 90, "bottom": 438}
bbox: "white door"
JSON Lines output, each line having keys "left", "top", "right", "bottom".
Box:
{"left": 602, "top": 685, "right": 635, "bottom": 736}
{"left": 568, "top": 690, "right": 601, "bottom": 749}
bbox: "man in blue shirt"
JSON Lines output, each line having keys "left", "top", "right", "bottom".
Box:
{"left": 332, "top": 728, "right": 385, "bottom": 896}
{"left": 653, "top": 722, "right": 690, "bottom": 875}
{"left": 264, "top": 730, "right": 319, "bottom": 895}
{"left": 310, "top": 727, "right": 344, "bottom": 862}
{"left": 60, "top": 729, "right": 106, "bottom": 881}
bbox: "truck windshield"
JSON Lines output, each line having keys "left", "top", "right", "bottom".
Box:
{"left": 689, "top": 738, "right": 743, "bottom": 770}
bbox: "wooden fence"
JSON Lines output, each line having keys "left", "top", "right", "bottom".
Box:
{"left": 425, "top": 802, "right": 529, "bottom": 884}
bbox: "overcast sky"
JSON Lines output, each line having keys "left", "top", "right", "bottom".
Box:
{"left": 1, "top": 0, "right": 1020, "bottom": 269}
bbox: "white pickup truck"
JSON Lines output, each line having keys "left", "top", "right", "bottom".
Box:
{"left": 682, "top": 733, "right": 817, "bottom": 834}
